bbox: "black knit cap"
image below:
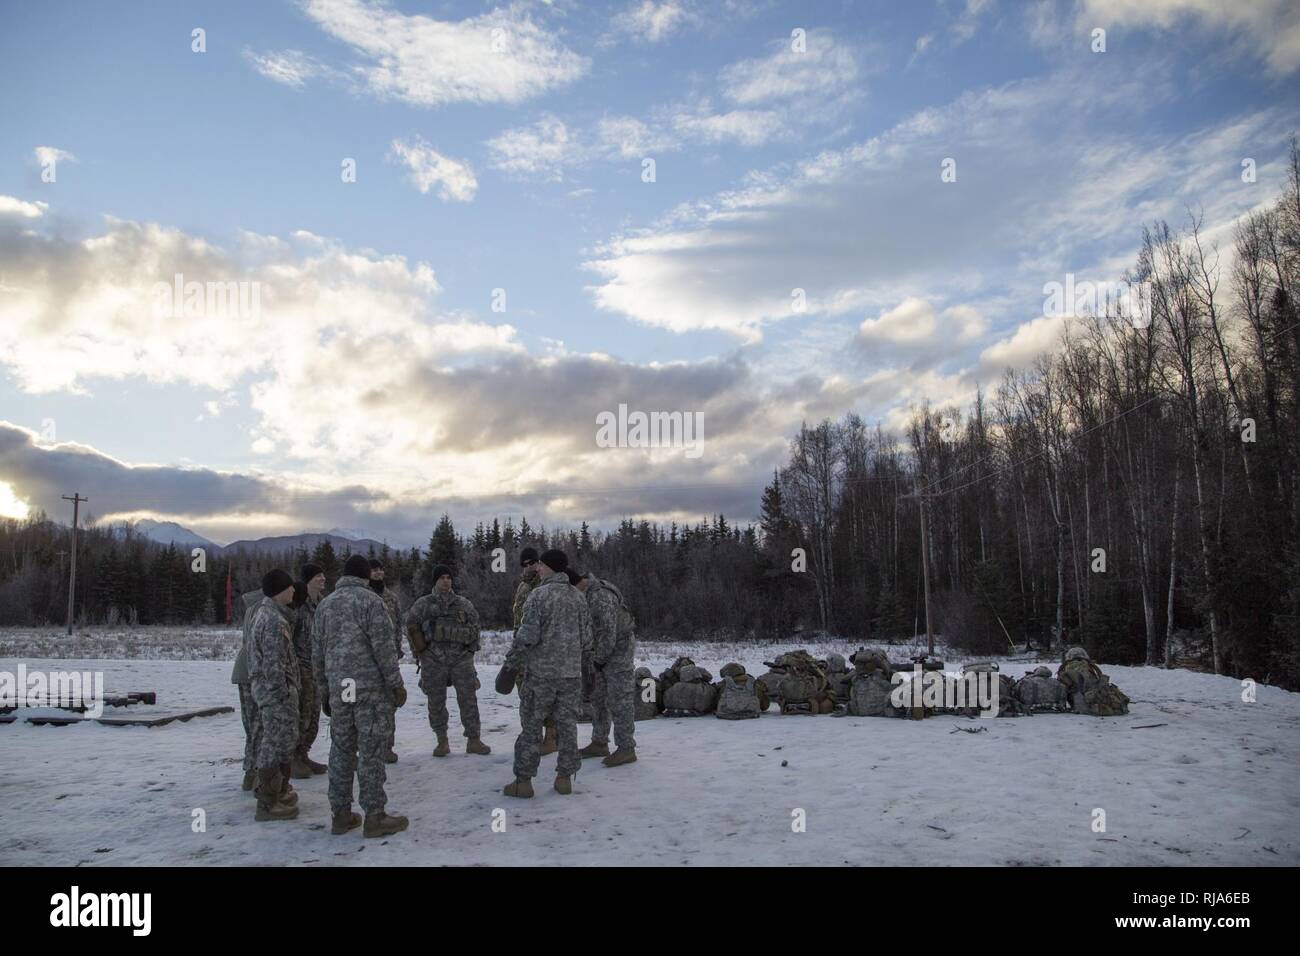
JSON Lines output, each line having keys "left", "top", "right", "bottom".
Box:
{"left": 520, "top": 546, "right": 539, "bottom": 567}
{"left": 262, "top": 568, "right": 294, "bottom": 598}
{"left": 369, "top": 558, "right": 383, "bottom": 570}
{"left": 431, "top": 564, "right": 453, "bottom": 583}
{"left": 343, "top": 554, "right": 372, "bottom": 579}
{"left": 564, "top": 568, "right": 583, "bottom": 586}
{"left": 539, "top": 548, "right": 568, "bottom": 573}
{"left": 299, "top": 563, "right": 324, "bottom": 584}
{"left": 291, "top": 581, "right": 308, "bottom": 608}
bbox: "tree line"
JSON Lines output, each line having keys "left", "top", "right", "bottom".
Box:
{"left": 0, "top": 142, "right": 1297, "bottom": 687}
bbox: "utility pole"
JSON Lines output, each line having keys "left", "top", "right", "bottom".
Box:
{"left": 918, "top": 488, "right": 934, "bottom": 656}
{"left": 61, "top": 494, "right": 85, "bottom": 634}
{"left": 900, "top": 486, "right": 936, "bottom": 656}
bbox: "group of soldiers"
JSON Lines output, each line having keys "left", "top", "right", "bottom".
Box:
{"left": 232, "top": 546, "right": 639, "bottom": 837}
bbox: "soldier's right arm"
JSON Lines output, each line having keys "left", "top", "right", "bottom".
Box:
{"left": 404, "top": 597, "right": 428, "bottom": 655}
{"left": 511, "top": 579, "right": 530, "bottom": 629}
{"left": 365, "top": 592, "right": 403, "bottom": 693}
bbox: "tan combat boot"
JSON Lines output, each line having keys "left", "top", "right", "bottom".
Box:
{"left": 278, "top": 763, "right": 299, "bottom": 805}
{"left": 602, "top": 748, "right": 638, "bottom": 768}
{"left": 363, "top": 811, "right": 409, "bottom": 838}
{"left": 554, "top": 773, "right": 572, "bottom": 795}
{"left": 433, "top": 733, "right": 451, "bottom": 757}
{"left": 305, "top": 756, "right": 328, "bottom": 774}
{"left": 241, "top": 770, "right": 256, "bottom": 792}
{"left": 579, "top": 741, "right": 610, "bottom": 759}
{"left": 290, "top": 756, "right": 315, "bottom": 779}
{"left": 254, "top": 769, "right": 299, "bottom": 821}
{"left": 383, "top": 748, "right": 398, "bottom": 764}
{"left": 466, "top": 737, "right": 491, "bottom": 755}
{"left": 503, "top": 777, "right": 534, "bottom": 798}
{"left": 330, "top": 810, "right": 362, "bottom": 835}
{"left": 539, "top": 723, "right": 559, "bottom": 755}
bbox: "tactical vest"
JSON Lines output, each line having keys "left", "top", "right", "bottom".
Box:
{"left": 715, "top": 675, "right": 761, "bottom": 720}
{"left": 423, "top": 597, "right": 478, "bottom": 646}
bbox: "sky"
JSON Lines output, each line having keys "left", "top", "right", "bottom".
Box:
{"left": 1, "top": 0, "right": 1298, "bottom": 547}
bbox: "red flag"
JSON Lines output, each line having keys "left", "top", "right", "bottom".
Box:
{"left": 225, "top": 563, "right": 233, "bottom": 624}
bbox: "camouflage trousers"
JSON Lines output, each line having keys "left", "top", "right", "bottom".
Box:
{"left": 418, "top": 644, "right": 481, "bottom": 738}
{"left": 238, "top": 683, "right": 259, "bottom": 773}
{"left": 255, "top": 695, "right": 299, "bottom": 769}
{"left": 296, "top": 664, "right": 320, "bottom": 759}
{"left": 517, "top": 673, "right": 556, "bottom": 736}
{"left": 590, "top": 667, "right": 636, "bottom": 751}
{"left": 514, "top": 677, "right": 580, "bottom": 779}
{"left": 327, "top": 692, "right": 394, "bottom": 816}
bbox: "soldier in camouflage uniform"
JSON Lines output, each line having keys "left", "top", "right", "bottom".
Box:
{"left": 576, "top": 573, "right": 638, "bottom": 766}
{"left": 231, "top": 585, "right": 269, "bottom": 792}
{"left": 369, "top": 559, "right": 403, "bottom": 763}
{"left": 513, "top": 547, "right": 558, "bottom": 754}
{"left": 247, "top": 570, "right": 301, "bottom": 821}
{"left": 404, "top": 565, "right": 490, "bottom": 757}
{"left": 503, "top": 549, "right": 592, "bottom": 797}
{"left": 313, "top": 554, "right": 409, "bottom": 838}
{"left": 290, "top": 564, "right": 328, "bottom": 779}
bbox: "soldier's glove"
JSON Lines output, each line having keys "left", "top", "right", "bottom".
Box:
{"left": 494, "top": 664, "right": 518, "bottom": 695}
{"left": 393, "top": 685, "right": 408, "bottom": 708}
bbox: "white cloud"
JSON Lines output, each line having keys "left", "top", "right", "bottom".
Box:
{"left": 612, "top": 1, "right": 696, "bottom": 42}
{"left": 486, "top": 114, "right": 580, "bottom": 181}
{"left": 296, "top": 0, "right": 589, "bottom": 106}
{"left": 33, "top": 146, "right": 75, "bottom": 167}
{"left": 0, "top": 195, "right": 47, "bottom": 219}
{"left": 388, "top": 137, "right": 478, "bottom": 201}
{"left": 718, "top": 29, "right": 861, "bottom": 105}
{"left": 242, "top": 48, "right": 325, "bottom": 87}
{"left": 1075, "top": 0, "right": 1300, "bottom": 74}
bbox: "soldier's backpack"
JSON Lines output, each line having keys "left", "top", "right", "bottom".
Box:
{"left": 715, "top": 675, "right": 762, "bottom": 720}
{"left": 1057, "top": 658, "right": 1130, "bottom": 716}
{"left": 633, "top": 667, "right": 659, "bottom": 720}
{"left": 850, "top": 648, "right": 893, "bottom": 678}
{"left": 659, "top": 656, "right": 695, "bottom": 698}
{"left": 847, "top": 672, "right": 898, "bottom": 717}
{"left": 663, "top": 680, "right": 717, "bottom": 716}
{"left": 760, "top": 649, "right": 832, "bottom": 715}
{"left": 1015, "top": 666, "right": 1068, "bottom": 712}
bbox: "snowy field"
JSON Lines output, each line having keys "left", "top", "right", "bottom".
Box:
{"left": 1, "top": 627, "right": 1297, "bottom": 867}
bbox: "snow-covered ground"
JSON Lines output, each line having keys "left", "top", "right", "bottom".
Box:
{"left": 2, "top": 630, "right": 1297, "bottom": 866}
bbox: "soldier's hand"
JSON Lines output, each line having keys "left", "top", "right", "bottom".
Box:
{"left": 393, "top": 685, "right": 408, "bottom": 708}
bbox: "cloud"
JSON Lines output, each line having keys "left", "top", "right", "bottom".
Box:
{"left": 718, "top": 29, "right": 861, "bottom": 106}
{"left": 388, "top": 137, "right": 478, "bottom": 201}
{"left": 0, "top": 195, "right": 47, "bottom": 219}
{"left": 611, "top": 1, "right": 696, "bottom": 42}
{"left": 1076, "top": 0, "right": 1300, "bottom": 75}
{"left": 33, "top": 146, "right": 75, "bottom": 168}
{"left": 294, "top": 0, "right": 589, "bottom": 106}
{"left": 485, "top": 114, "right": 582, "bottom": 181}
{"left": 581, "top": 62, "right": 1297, "bottom": 342}
{"left": 856, "top": 298, "right": 989, "bottom": 368}
{"left": 242, "top": 48, "right": 326, "bottom": 87}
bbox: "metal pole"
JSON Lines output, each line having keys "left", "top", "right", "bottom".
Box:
{"left": 62, "top": 493, "right": 86, "bottom": 635}
{"left": 919, "top": 490, "right": 934, "bottom": 656}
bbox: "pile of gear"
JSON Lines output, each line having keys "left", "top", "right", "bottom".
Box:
{"left": 643, "top": 644, "right": 1128, "bottom": 722}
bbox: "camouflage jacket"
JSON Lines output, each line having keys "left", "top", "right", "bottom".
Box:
{"left": 229, "top": 588, "right": 265, "bottom": 685}
{"left": 311, "top": 575, "right": 403, "bottom": 698}
{"left": 506, "top": 572, "right": 593, "bottom": 680}
{"left": 247, "top": 597, "right": 300, "bottom": 708}
{"left": 512, "top": 569, "right": 539, "bottom": 629}
{"left": 406, "top": 589, "right": 480, "bottom": 652}
{"left": 292, "top": 597, "right": 317, "bottom": 666}
{"left": 586, "top": 578, "right": 636, "bottom": 671}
